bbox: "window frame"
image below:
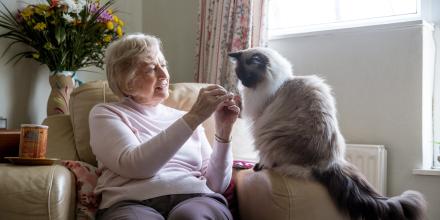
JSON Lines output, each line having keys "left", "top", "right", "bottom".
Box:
{"left": 268, "top": 0, "right": 422, "bottom": 39}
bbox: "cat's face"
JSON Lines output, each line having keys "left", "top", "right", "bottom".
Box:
{"left": 229, "top": 49, "right": 269, "bottom": 88}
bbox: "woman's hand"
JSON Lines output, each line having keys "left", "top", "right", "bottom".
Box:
{"left": 183, "top": 85, "right": 234, "bottom": 130}
{"left": 214, "top": 95, "right": 240, "bottom": 142}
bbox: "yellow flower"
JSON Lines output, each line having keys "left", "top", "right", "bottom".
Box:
{"left": 44, "top": 42, "right": 54, "bottom": 50}
{"left": 34, "top": 4, "right": 49, "bottom": 16}
{"left": 33, "top": 22, "right": 47, "bottom": 31}
{"left": 118, "top": 19, "right": 124, "bottom": 27}
{"left": 106, "top": 21, "right": 114, "bottom": 30}
{"left": 107, "top": 9, "right": 113, "bottom": 14}
{"left": 113, "top": 15, "right": 119, "bottom": 23}
{"left": 103, "top": 35, "right": 112, "bottom": 42}
{"left": 116, "top": 26, "right": 123, "bottom": 37}
{"left": 20, "top": 7, "right": 34, "bottom": 20}
{"left": 32, "top": 53, "right": 40, "bottom": 59}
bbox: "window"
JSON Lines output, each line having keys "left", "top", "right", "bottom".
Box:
{"left": 432, "top": 27, "right": 440, "bottom": 169}
{"left": 268, "top": 0, "right": 420, "bottom": 38}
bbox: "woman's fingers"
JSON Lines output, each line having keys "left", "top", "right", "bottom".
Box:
{"left": 207, "top": 88, "right": 228, "bottom": 98}
{"left": 222, "top": 97, "right": 237, "bottom": 106}
{"left": 227, "top": 105, "right": 240, "bottom": 114}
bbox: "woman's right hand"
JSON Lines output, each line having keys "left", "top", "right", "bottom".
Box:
{"left": 183, "top": 85, "right": 234, "bottom": 130}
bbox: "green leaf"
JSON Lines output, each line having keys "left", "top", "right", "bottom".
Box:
{"left": 55, "top": 26, "right": 66, "bottom": 45}
{"left": 6, "top": 51, "right": 33, "bottom": 65}
{"left": 1, "top": 40, "right": 22, "bottom": 58}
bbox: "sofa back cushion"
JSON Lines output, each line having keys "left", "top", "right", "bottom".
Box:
{"left": 69, "top": 81, "right": 120, "bottom": 166}
{"left": 69, "top": 81, "right": 216, "bottom": 166}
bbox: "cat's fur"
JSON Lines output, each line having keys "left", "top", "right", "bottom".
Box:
{"left": 229, "top": 47, "right": 427, "bottom": 220}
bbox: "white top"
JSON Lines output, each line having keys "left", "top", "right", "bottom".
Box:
{"left": 89, "top": 98, "right": 233, "bottom": 209}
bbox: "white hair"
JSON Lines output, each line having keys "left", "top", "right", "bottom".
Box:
{"left": 105, "top": 33, "right": 166, "bottom": 98}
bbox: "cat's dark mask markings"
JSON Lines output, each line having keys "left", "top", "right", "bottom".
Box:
{"left": 229, "top": 51, "right": 268, "bottom": 88}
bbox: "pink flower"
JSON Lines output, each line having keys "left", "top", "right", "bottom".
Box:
{"left": 50, "top": 0, "right": 59, "bottom": 8}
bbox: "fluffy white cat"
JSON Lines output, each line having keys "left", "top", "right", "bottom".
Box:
{"left": 229, "top": 47, "right": 427, "bottom": 220}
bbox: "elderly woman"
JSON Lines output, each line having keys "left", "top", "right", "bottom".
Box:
{"left": 89, "top": 33, "right": 239, "bottom": 220}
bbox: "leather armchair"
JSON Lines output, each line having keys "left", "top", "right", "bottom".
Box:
{"left": 0, "top": 81, "right": 346, "bottom": 220}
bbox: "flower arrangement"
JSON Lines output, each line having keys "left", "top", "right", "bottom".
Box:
{"left": 0, "top": 0, "right": 124, "bottom": 73}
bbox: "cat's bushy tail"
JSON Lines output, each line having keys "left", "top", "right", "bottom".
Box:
{"left": 312, "top": 163, "right": 427, "bottom": 220}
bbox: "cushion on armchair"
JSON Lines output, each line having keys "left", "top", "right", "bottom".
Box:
{"left": 43, "top": 114, "right": 78, "bottom": 161}
{"left": 61, "top": 160, "right": 102, "bottom": 220}
{"left": 69, "top": 80, "right": 119, "bottom": 166}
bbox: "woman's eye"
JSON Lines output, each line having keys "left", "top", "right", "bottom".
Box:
{"left": 144, "top": 68, "right": 154, "bottom": 73}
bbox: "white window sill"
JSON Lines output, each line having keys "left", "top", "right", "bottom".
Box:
{"left": 412, "top": 168, "right": 440, "bottom": 176}
{"left": 269, "top": 19, "right": 424, "bottom": 40}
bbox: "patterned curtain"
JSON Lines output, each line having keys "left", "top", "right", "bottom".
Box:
{"left": 194, "top": 0, "right": 268, "bottom": 92}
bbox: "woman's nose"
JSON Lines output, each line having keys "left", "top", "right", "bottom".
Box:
{"left": 156, "top": 65, "right": 168, "bottom": 79}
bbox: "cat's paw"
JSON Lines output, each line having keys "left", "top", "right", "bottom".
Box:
{"left": 253, "top": 163, "right": 264, "bottom": 172}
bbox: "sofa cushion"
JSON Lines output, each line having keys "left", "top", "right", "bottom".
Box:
{"left": 69, "top": 80, "right": 120, "bottom": 166}
{"left": 62, "top": 160, "right": 101, "bottom": 220}
{"left": 43, "top": 114, "right": 79, "bottom": 161}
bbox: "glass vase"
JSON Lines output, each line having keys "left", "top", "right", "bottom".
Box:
{"left": 47, "top": 71, "right": 76, "bottom": 116}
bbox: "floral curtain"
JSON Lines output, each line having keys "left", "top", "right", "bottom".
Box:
{"left": 194, "top": 0, "right": 268, "bottom": 92}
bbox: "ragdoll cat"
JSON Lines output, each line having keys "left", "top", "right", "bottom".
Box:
{"left": 229, "top": 47, "right": 427, "bottom": 220}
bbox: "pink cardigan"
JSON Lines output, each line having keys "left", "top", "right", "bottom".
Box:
{"left": 89, "top": 98, "right": 232, "bottom": 209}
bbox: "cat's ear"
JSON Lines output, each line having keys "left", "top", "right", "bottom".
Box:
{"left": 228, "top": 51, "right": 242, "bottom": 60}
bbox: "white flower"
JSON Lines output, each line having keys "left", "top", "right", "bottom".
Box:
{"left": 58, "top": 0, "right": 86, "bottom": 14}
{"left": 62, "top": 13, "right": 74, "bottom": 22}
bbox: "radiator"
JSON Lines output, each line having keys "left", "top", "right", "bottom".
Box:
{"left": 345, "top": 144, "right": 387, "bottom": 195}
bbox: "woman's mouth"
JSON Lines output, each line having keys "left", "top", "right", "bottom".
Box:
{"left": 155, "top": 81, "right": 168, "bottom": 91}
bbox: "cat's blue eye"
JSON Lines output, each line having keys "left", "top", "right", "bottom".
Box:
{"left": 249, "top": 56, "right": 264, "bottom": 65}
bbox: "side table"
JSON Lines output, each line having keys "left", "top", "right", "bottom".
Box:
{"left": 0, "top": 130, "right": 20, "bottom": 163}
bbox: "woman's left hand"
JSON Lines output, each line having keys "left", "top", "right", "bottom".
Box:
{"left": 214, "top": 94, "right": 241, "bottom": 141}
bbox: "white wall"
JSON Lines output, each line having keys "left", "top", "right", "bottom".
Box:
{"left": 269, "top": 22, "right": 440, "bottom": 220}
{"left": 141, "top": 0, "right": 199, "bottom": 83}
{"left": 0, "top": 0, "right": 143, "bottom": 129}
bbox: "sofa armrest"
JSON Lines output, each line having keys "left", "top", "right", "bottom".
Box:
{"left": 0, "top": 164, "right": 76, "bottom": 220}
{"left": 235, "top": 169, "right": 348, "bottom": 220}
{"left": 43, "top": 115, "right": 79, "bottom": 160}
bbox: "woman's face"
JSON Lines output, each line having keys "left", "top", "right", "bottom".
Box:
{"left": 130, "top": 55, "right": 170, "bottom": 106}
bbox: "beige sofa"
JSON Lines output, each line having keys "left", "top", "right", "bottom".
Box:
{"left": 0, "top": 81, "right": 347, "bottom": 220}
